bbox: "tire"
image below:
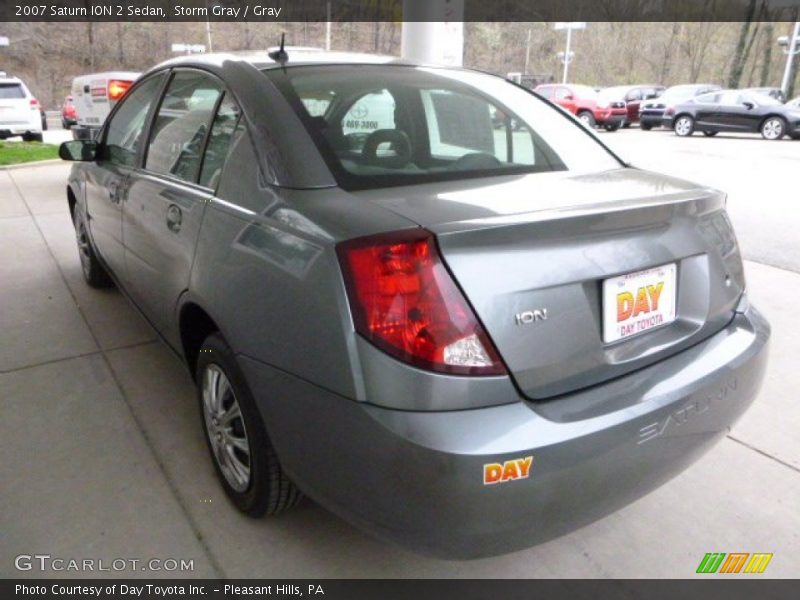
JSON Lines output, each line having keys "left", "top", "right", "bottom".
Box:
{"left": 72, "top": 208, "right": 113, "bottom": 288}
{"left": 761, "top": 116, "right": 786, "bottom": 140}
{"left": 577, "top": 111, "right": 596, "bottom": 128}
{"left": 790, "top": 133, "right": 800, "bottom": 140}
{"left": 703, "top": 131, "right": 718, "bottom": 137}
{"left": 603, "top": 123, "right": 620, "bottom": 132}
{"left": 22, "top": 132, "right": 43, "bottom": 142}
{"left": 197, "top": 333, "right": 302, "bottom": 517}
{"left": 640, "top": 122, "right": 653, "bottom": 131}
{"left": 622, "top": 122, "right": 632, "bottom": 129}
{"left": 674, "top": 115, "right": 695, "bottom": 137}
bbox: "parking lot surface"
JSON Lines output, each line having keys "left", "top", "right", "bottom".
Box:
{"left": 1, "top": 128, "right": 798, "bottom": 578}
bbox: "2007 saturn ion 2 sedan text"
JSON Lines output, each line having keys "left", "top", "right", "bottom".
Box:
{"left": 59, "top": 50, "right": 770, "bottom": 559}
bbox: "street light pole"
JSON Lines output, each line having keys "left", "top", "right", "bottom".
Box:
{"left": 779, "top": 21, "right": 800, "bottom": 97}
{"left": 554, "top": 22, "right": 585, "bottom": 84}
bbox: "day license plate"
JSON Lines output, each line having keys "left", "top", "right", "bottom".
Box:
{"left": 602, "top": 263, "right": 677, "bottom": 343}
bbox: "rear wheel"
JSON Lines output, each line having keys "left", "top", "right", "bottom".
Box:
{"left": 674, "top": 115, "right": 695, "bottom": 137}
{"left": 197, "top": 333, "right": 302, "bottom": 516}
{"left": 73, "top": 209, "right": 112, "bottom": 288}
{"left": 761, "top": 117, "right": 786, "bottom": 140}
{"left": 23, "top": 132, "right": 44, "bottom": 142}
{"left": 640, "top": 122, "right": 653, "bottom": 131}
{"left": 603, "top": 123, "right": 620, "bottom": 132}
{"left": 703, "top": 131, "right": 718, "bottom": 137}
{"left": 577, "top": 111, "right": 596, "bottom": 128}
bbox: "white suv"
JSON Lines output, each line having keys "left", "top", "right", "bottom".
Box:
{"left": 0, "top": 75, "right": 43, "bottom": 142}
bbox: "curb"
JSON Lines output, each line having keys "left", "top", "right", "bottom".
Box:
{"left": 0, "top": 159, "right": 63, "bottom": 170}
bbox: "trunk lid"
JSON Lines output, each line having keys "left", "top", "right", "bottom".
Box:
{"left": 358, "top": 168, "right": 745, "bottom": 399}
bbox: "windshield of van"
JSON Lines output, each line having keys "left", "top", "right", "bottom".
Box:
{"left": 264, "top": 65, "right": 621, "bottom": 190}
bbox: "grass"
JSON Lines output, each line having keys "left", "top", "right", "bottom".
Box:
{"left": 0, "top": 141, "right": 59, "bottom": 166}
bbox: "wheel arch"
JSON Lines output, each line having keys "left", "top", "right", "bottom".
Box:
{"left": 179, "top": 301, "right": 223, "bottom": 380}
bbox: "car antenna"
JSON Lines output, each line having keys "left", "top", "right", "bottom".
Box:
{"left": 268, "top": 33, "right": 289, "bottom": 65}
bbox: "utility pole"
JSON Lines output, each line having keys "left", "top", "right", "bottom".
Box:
{"left": 779, "top": 21, "right": 800, "bottom": 97}
{"left": 524, "top": 28, "right": 531, "bottom": 75}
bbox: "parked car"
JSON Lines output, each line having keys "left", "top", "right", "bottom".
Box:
{"left": 743, "top": 87, "right": 786, "bottom": 103}
{"left": 61, "top": 95, "right": 78, "bottom": 129}
{"left": 639, "top": 84, "right": 721, "bottom": 130}
{"left": 667, "top": 89, "right": 800, "bottom": 140}
{"left": 534, "top": 83, "right": 627, "bottom": 130}
{"left": 596, "top": 84, "right": 665, "bottom": 126}
{"left": 0, "top": 74, "right": 44, "bottom": 142}
{"left": 70, "top": 71, "right": 140, "bottom": 139}
{"left": 59, "top": 51, "right": 769, "bottom": 559}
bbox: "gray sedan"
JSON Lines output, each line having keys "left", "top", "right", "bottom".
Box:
{"left": 59, "top": 50, "right": 769, "bottom": 558}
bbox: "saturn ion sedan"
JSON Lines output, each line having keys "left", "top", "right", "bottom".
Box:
{"left": 59, "top": 51, "right": 770, "bottom": 558}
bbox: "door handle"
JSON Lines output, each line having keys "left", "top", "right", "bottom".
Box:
{"left": 166, "top": 204, "right": 182, "bottom": 233}
{"left": 108, "top": 181, "right": 119, "bottom": 204}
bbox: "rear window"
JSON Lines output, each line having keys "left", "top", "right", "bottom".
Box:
{"left": 265, "top": 66, "right": 620, "bottom": 191}
{"left": 0, "top": 83, "right": 25, "bottom": 99}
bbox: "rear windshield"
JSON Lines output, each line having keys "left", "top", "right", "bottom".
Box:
{"left": 0, "top": 83, "right": 25, "bottom": 99}
{"left": 265, "top": 65, "right": 621, "bottom": 190}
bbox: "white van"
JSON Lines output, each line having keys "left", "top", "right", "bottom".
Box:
{"left": 0, "top": 75, "right": 43, "bottom": 142}
{"left": 71, "top": 71, "right": 140, "bottom": 139}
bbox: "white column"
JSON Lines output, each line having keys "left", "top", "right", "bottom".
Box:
{"left": 401, "top": 0, "right": 463, "bottom": 67}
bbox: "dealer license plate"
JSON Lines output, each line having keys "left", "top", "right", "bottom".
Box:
{"left": 602, "top": 263, "right": 677, "bottom": 343}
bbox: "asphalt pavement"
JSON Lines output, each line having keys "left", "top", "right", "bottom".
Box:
{"left": 0, "top": 126, "right": 798, "bottom": 578}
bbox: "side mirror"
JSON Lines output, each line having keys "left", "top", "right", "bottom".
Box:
{"left": 743, "top": 102, "right": 754, "bottom": 110}
{"left": 59, "top": 139, "right": 97, "bottom": 162}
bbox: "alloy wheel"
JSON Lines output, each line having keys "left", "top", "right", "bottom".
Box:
{"left": 74, "top": 215, "right": 92, "bottom": 279}
{"left": 202, "top": 364, "right": 252, "bottom": 492}
{"left": 675, "top": 117, "right": 693, "bottom": 136}
{"left": 762, "top": 118, "right": 784, "bottom": 140}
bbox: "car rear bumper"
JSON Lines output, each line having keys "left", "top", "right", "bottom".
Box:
{"left": 639, "top": 112, "right": 665, "bottom": 127}
{"left": 239, "top": 304, "right": 769, "bottom": 558}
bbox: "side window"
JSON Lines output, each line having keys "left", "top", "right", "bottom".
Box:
{"left": 104, "top": 73, "right": 165, "bottom": 167}
{"left": 421, "top": 88, "right": 537, "bottom": 166}
{"left": 537, "top": 87, "right": 554, "bottom": 100}
{"left": 696, "top": 93, "right": 720, "bottom": 104}
{"left": 146, "top": 70, "right": 223, "bottom": 183}
{"left": 555, "top": 87, "right": 571, "bottom": 101}
{"left": 718, "top": 91, "right": 740, "bottom": 106}
{"left": 625, "top": 89, "right": 642, "bottom": 102}
{"left": 341, "top": 90, "right": 396, "bottom": 136}
{"left": 199, "top": 93, "right": 242, "bottom": 189}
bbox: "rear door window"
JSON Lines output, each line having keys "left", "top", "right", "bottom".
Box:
{"left": 146, "top": 70, "right": 223, "bottom": 183}
{"left": 0, "top": 83, "right": 25, "bottom": 99}
{"left": 198, "top": 92, "right": 242, "bottom": 189}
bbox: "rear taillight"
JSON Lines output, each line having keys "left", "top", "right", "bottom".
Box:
{"left": 30, "top": 98, "right": 39, "bottom": 109}
{"left": 108, "top": 80, "right": 132, "bottom": 101}
{"left": 337, "top": 230, "right": 506, "bottom": 376}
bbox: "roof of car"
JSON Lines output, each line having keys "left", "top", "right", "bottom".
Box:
{"left": 153, "top": 49, "right": 413, "bottom": 72}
